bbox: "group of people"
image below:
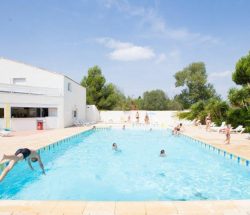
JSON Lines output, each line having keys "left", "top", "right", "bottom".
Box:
{"left": 172, "top": 113, "right": 231, "bottom": 144}
{"left": 127, "top": 111, "right": 150, "bottom": 124}
{"left": 1, "top": 113, "right": 233, "bottom": 183}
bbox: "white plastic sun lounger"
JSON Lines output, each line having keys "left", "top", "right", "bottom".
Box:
{"left": 0, "top": 129, "right": 12, "bottom": 137}
{"left": 210, "top": 122, "right": 226, "bottom": 132}
{"left": 231, "top": 125, "right": 245, "bottom": 134}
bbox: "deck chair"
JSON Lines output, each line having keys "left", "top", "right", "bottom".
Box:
{"left": 231, "top": 125, "right": 245, "bottom": 134}
{"left": 0, "top": 128, "right": 12, "bottom": 137}
{"left": 210, "top": 122, "right": 226, "bottom": 132}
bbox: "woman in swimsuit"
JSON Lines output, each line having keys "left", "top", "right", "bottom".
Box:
{"left": 136, "top": 111, "right": 140, "bottom": 123}
{"left": 144, "top": 112, "right": 150, "bottom": 124}
{"left": 225, "top": 124, "right": 231, "bottom": 144}
{"left": 0, "top": 148, "right": 45, "bottom": 182}
{"left": 205, "top": 113, "right": 211, "bottom": 131}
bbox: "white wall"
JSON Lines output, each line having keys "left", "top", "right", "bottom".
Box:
{"left": 0, "top": 92, "right": 64, "bottom": 129}
{"left": 11, "top": 117, "right": 58, "bottom": 131}
{"left": 86, "top": 105, "right": 100, "bottom": 122}
{"left": 0, "top": 58, "right": 64, "bottom": 92}
{"left": 11, "top": 118, "right": 37, "bottom": 131}
{"left": 100, "top": 111, "right": 179, "bottom": 125}
{"left": 44, "top": 117, "right": 58, "bottom": 129}
{"left": 63, "top": 77, "right": 86, "bottom": 127}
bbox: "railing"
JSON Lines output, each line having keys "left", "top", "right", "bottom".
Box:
{"left": 0, "top": 83, "right": 62, "bottom": 96}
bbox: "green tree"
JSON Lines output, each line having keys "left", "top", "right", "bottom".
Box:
{"left": 232, "top": 51, "right": 250, "bottom": 86}
{"left": 174, "top": 62, "right": 217, "bottom": 108}
{"left": 166, "top": 98, "right": 183, "bottom": 110}
{"left": 227, "top": 51, "right": 250, "bottom": 132}
{"left": 141, "top": 90, "right": 168, "bottom": 110}
{"left": 204, "top": 98, "right": 229, "bottom": 125}
{"left": 188, "top": 100, "right": 206, "bottom": 122}
{"left": 228, "top": 87, "right": 250, "bottom": 110}
{"left": 81, "top": 66, "right": 105, "bottom": 106}
{"left": 81, "top": 66, "right": 124, "bottom": 110}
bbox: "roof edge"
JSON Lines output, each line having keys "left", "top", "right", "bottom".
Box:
{"left": 0, "top": 57, "right": 84, "bottom": 88}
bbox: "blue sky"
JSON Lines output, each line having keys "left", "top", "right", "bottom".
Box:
{"left": 0, "top": 0, "right": 250, "bottom": 99}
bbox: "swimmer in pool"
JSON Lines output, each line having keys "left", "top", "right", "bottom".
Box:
{"left": 112, "top": 143, "right": 118, "bottom": 151}
{"left": 0, "top": 148, "right": 45, "bottom": 182}
{"left": 160, "top": 149, "right": 166, "bottom": 157}
{"left": 112, "top": 143, "right": 122, "bottom": 153}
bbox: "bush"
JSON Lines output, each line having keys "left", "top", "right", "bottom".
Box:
{"left": 178, "top": 111, "right": 190, "bottom": 119}
{"left": 204, "top": 99, "right": 229, "bottom": 125}
{"left": 227, "top": 108, "right": 250, "bottom": 132}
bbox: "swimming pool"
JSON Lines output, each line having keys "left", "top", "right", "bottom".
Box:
{"left": 1, "top": 128, "right": 250, "bottom": 200}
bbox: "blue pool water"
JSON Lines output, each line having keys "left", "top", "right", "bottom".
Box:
{"left": 1, "top": 128, "right": 250, "bottom": 200}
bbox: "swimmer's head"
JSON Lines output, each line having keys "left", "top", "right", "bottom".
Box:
{"left": 160, "top": 150, "right": 166, "bottom": 157}
{"left": 31, "top": 157, "right": 38, "bottom": 162}
{"left": 112, "top": 143, "right": 117, "bottom": 150}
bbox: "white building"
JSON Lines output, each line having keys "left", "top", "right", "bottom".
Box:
{"left": 0, "top": 58, "right": 86, "bottom": 131}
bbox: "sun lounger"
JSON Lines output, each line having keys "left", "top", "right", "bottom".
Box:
{"left": 210, "top": 122, "right": 216, "bottom": 127}
{"left": 231, "top": 125, "right": 245, "bottom": 134}
{"left": 210, "top": 122, "right": 226, "bottom": 132}
{"left": 0, "top": 128, "right": 12, "bottom": 137}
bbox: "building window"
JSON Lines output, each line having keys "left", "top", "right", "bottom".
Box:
{"left": 11, "top": 107, "right": 49, "bottom": 118}
{"left": 0, "top": 108, "right": 4, "bottom": 118}
{"left": 13, "top": 78, "right": 26, "bottom": 85}
{"left": 68, "top": 83, "right": 72, "bottom": 92}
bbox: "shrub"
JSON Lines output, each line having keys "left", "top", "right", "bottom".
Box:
{"left": 178, "top": 111, "right": 190, "bottom": 119}
{"left": 227, "top": 108, "right": 250, "bottom": 132}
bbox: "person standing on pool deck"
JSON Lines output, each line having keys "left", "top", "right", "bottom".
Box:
{"left": 0, "top": 148, "right": 45, "bottom": 182}
{"left": 205, "top": 113, "right": 212, "bottom": 131}
{"left": 225, "top": 124, "right": 231, "bottom": 144}
{"left": 136, "top": 111, "right": 140, "bottom": 123}
{"left": 144, "top": 112, "right": 150, "bottom": 124}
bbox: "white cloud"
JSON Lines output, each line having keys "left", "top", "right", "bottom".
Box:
{"left": 97, "top": 37, "right": 156, "bottom": 61}
{"left": 102, "top": 0, "right": 219, "bottom": 44}
{"left": 210, "top": 70, "right": 232, "bottom": 78}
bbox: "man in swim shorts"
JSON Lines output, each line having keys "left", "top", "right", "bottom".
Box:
{"left": 0, "top": 148, "right": 45, "bottom": 182}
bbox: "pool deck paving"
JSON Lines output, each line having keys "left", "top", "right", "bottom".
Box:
{"left": 0, "top": 200, "right": 250, "bottom": 215}
{"left": 0, "top": 124, "right": 250, "bottom": 215}
{"left": 181, "top": 125, "right": 250, "bottom": 161}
